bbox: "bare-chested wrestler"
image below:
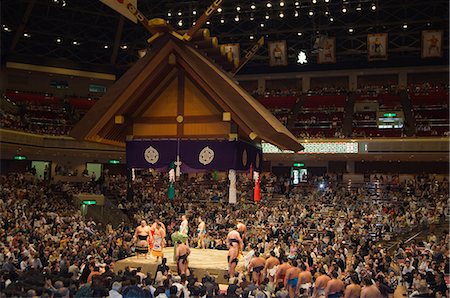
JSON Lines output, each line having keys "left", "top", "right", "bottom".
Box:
{"left": 197, "top": 217, "right": 206, "bottom": 249}
{"left": 344, "top": 274, "right": 361, "bottom": 298}
{"left": 227, "top": 229, "right": 244, "bottom": 251}
{"left": 276, "top": 256, "right": 292, "bottom": 285}
{"left": 325, "top": 271, "right": 345, "bottom": 298}
{"left": 180, "top": 215, "right": 189, "bottom": 244}
{"left": 265, "top": 251, "right": 280, "bottom": 284}
{"left": 236, "top": 221, "right": 247, "bottom": 242}
{"left": 284, "top": 260, "right": 301, "bottom": 298}
{"left": 296, "top": 263, "right": 312, "bottom": 297}
{"left": 152, "top": 222, "right": 166, "bottom": 262}
{"left": 151, "top": 218, "right": 166, "bottom": 233}
{"left": 312, "top": 269, "right": 331, "bottom": 298}
{"left": 176, "top": 240, "right": 191, "bottom": 276}
{"left": 133, "top": 220, "right": 152, "bottom": 259}
{"left": 150, "top": 218, "right": 166, "bottom": 249}
{"left": 361, "top": 277, "right": 382, "bottom": 298}
{"left": 248, "top": 252, "right": 266, "bottom": 285}
{"left": 226, "top": 229, "right": 243, "bottom": 277}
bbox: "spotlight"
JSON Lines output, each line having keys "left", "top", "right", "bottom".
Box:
{"left": 329, "top": 16, "right": 334, "bottom": 21}
{"left": 308, "top": 10, "right": 313, "bottom": 16}
{"left": 193, "top": 10, "right": 197, "bottom": 15}
{"left": 236, "top": 6, "right": 241, "bottom": 11}
{"left": 120, "top": 44, "right": 128, "bottom": 49}
{"left": 178, "top": 20, "right": 183, "bottom": 26}
{"left": 325, "top": 10, "right": 329, "bottom": 15}
{"left": 342, "top": 7, "right": 347, "bottom": 13}
{"left": 295, "top": 1, "right": 299, "bottom": 5}
{"left": 217, "top": 7, "right": 222, "bottom": 13}
{"left": 266, "top": 2, "right": 272, "bottom": 8}
{"left": 251, "top": 4, "right": 256, "bottom": 9}
{"left": 2, "top": 25, "right": 11, "bottom": 32}
{"left": 56, "top": 38, "right": 62, "bottom": 43}
{"left": 72, "top": 41, "right": 80, "bottom": 45}
{"left": 206, "top": 20, "right": 210, "bottom": 25}
{"left": 265, "top": 14, "right": 270, "bottom": 19}
{"left": 260, "top": 23, "right": 265, "bottom": 27}
{"left": 319, "top": 183, "right": 325, "bottom": 189}
{"left": 177, "top": 11, "right": 182, "bottom": 16}
{"left": 294, "top": 10, "right": 299, "bottom": 17}
{"left": 167, "top": 11, "right": 172, "bottom": 17}
{"left": 220, "top": 18, "right": 224, "bottom": 23}
{"left": 280, "top": 1, "right": 285, "bottom": 7}
{"left": 348, "top": 28, "right": 354, "bottom": 33}
{"left": 234, "top": 15, "right": 240, "bottom": 22}
{"left": 297, "top": 32, "right": 302, "bottom": 36}
{"left": 371, "top": 4, "right": 376, "bottom": 10}
{"left": 402, "top": 23, "right": 408, "bottom": 29}
{"left": 356, "top": 4, "right": 362, "bottom": 11}
{"left": 325, "top": 0, "right": 330, "bottom": 2}
{"left": 250, "top": 35, "right": 254, "bottom": 40}
{"left": 103, "top": 45, "right": 109, "bottom": 49}
{"left": 312, "top": 0, "right": 317, "bottom": 3}
{"left": 23, "top": 33, "right": 31, "bottom": 38}
{"left": 279, "top": 12, "right": 284, "bottom": 18}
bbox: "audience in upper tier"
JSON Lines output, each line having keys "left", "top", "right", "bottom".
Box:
{"left": 2, "top": 84, "right": 449, "bottom": 138}
{"left": 0, "top": 171, "right": 448, "bottom": 297}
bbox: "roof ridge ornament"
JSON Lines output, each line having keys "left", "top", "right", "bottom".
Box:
{"left": 102, "top": 0, "right": 222, "bottom": 44}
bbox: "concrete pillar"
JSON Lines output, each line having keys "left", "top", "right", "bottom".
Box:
{"left": 346, "top": 161, "right": 355, "bottom": 173}
{"left": 398, "top": 72, "right": 407, "bottom": 89}
{"left": 302, "top": 76, "right": 310, "bottom": 92}
{"left": 349, "top": 73, "right": 358, "bottom": 91}
{"left": 257, "top": 78, "right": 266, "bottom": 94}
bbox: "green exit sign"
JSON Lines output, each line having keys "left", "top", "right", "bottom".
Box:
{"left": 109, "top": 159, "right": 120, "bottom": 164}
{"left": 14, "top": 155, "right": 27, "bottom": 160}
{"left": 383, "top": 113, "right": 397, "bottom": 117}
{"left": 82, "top": 200, "right": 97, "bottom": 205}
{"left": 293, "top": 163, "right": 305, "bottom": 167}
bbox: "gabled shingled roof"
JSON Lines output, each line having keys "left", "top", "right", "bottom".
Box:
{"left": 71, "top": 35, "right": 303, "bottom": 152}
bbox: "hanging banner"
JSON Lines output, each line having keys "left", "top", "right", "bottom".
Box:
{"left": 100, "top": 0, "right": 138, "bottom": 23}
{"left": 223, "top": 43, "right": 240, "bottom": 61}
{"left": 421, "top": 30, "right": 443, "bottom": 58}
{"left": 126, "top": 140, "right": 262, "bottom": 172}
{"left": 317, "top": 37, "right": 336, "bottom": 64}
{"left": 268, "top": 40, "right": 288, "bottom": 66}
{"left": 367, "top": 33, "right": 388, "bottom": 61}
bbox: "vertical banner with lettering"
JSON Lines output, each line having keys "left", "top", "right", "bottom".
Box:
{"left": 421, "top": 30, "right": 443, "bottom": 58}
{"left": 367, "top": 33, "right": 388, "bottom": 61}
{"left": 268, "top": 40, "right": 288, "bottom": 66}
{"left": 317, "top": 37, "right": 336, "bottom": 64}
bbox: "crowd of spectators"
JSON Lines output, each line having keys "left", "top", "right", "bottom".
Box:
{"left": 0, "top": 107, "right": 73, "bottom": 136}
{"left": 2, "top": 169, "right": 447, "bottom": 297}
{"left": 2, "top": 84, "right": 449, "bottom": 138}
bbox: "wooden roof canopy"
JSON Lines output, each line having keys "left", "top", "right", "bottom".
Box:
{"left": 70, "top": 19, "right": 303, "bottom": 152}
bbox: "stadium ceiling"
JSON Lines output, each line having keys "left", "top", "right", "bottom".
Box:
{"left": 1, "top": 0, "right": 448, "bottom": 76}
